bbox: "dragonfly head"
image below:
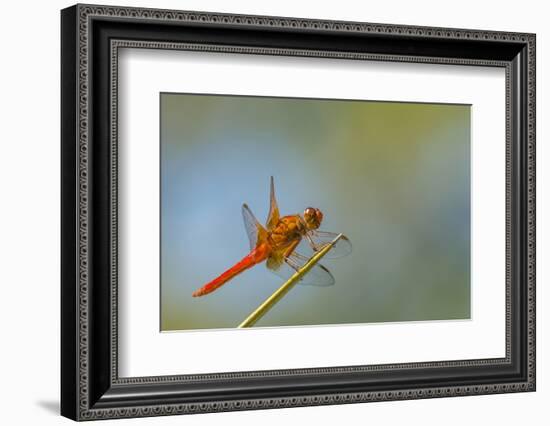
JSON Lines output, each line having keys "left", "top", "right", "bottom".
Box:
{"left": 303, "top": 207, "right": 323, "bottom": 230}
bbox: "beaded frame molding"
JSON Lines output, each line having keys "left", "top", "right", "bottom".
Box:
{"left": 61, "top": 3, "right": 536, "bottom": 421}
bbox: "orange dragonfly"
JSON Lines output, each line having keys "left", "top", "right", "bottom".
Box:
{"left": 192, "top": 177, "right": 352, "bottom": 297}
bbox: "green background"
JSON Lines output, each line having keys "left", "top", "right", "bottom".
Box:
{"left": 160, "top": 93, "right": 471, "bottom": 331}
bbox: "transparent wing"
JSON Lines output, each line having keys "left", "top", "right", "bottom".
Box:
{"left": 268, "top": 251, "right": 335, "bottom": 287}
{"left": 242, "top": 203, "right": 268, "bottom": 250}
{"left": 266, "top": 176, "right": 280, "bottom": 231}
{"left": 298, "top": 230, "right": 352, "bottom": 259}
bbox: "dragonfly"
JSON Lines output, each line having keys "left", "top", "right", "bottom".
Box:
{"left": 192, "top": 177, "right": 352, "bottom": 297}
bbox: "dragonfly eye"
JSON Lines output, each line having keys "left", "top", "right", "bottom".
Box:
{"left": 304, "top": 207, "right": 323, "bottom": 229}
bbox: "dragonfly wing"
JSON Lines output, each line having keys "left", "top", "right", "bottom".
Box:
{"left": 300, "top": 230, "right": 352, "bottom": 259}
{"left": 266, "top": 176, "right": 280, "bottom": 230}
{"left": 268, "top": 251, "right": 335, "bottom": 287}
{"left": 242, "top": 203, "right": 268, "bottom": 250}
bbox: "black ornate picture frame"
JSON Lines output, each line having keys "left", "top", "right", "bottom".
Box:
{"left": 61, "top": 3, "right": 536, "bottom": 421}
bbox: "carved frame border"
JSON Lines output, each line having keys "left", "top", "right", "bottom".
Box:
{"left": 61, "top": 3, "right": 535, "bottom": 421}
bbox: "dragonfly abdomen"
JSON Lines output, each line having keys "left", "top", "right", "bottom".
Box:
{"left": 192, "top": 243, "right": 271, "bottom": 297}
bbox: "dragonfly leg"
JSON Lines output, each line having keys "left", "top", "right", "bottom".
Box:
{"left": 283, "top": 239, "right": 301, "bottom": 260}
{"left": 282, "top": 240, "right": 302, "bottom": 273}
{"left": 305, "top": 233, "right": 319, "bottom": 251}
{"left": 284, "top": 256, "right": 300, "bottom": 272}
{"left": 280, "top": 248, "right": 336, "bottom": 287}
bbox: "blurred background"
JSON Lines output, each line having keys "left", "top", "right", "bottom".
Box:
{"left": 160, "top": 93, "right": 470, "bottom": 330}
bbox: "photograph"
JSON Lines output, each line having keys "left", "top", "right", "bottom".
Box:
{"left": 160, "top": 93, "right": 471, "bottom": 331}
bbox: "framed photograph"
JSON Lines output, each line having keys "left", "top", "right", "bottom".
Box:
{"left": 61, "top": 3, "right": 536, "bottom": 421}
